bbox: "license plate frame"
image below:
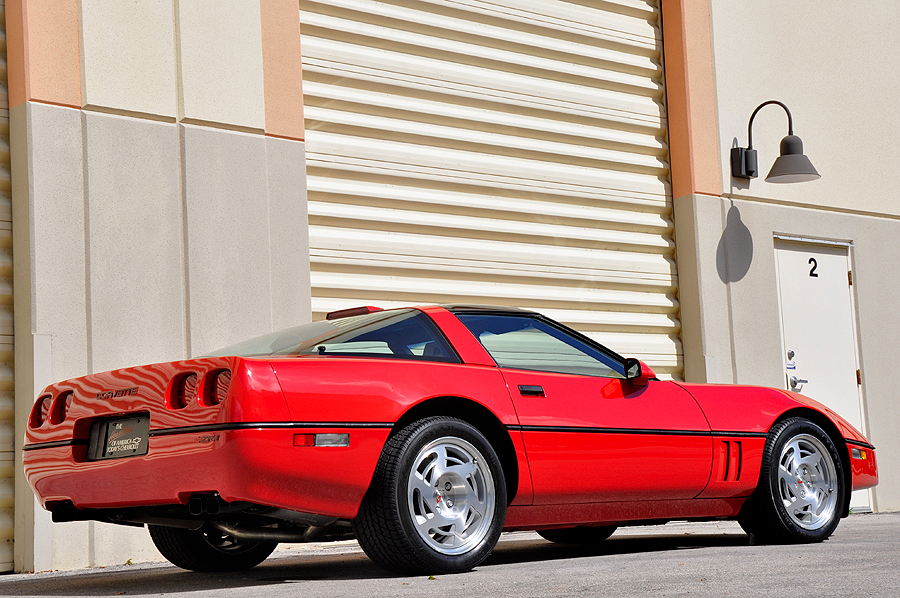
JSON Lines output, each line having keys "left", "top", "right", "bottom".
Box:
{"left": 87, "top": 414, "right": 150, "bottom": 461}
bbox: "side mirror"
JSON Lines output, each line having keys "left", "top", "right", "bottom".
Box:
{"left": 624, "top": 358, "right": 642, "bottom": 380}
{"left": 623, "top": 358, "right": 655, "bottom": 387}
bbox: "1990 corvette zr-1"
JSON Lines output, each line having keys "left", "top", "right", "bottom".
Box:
{"left": 24, "top": 305, "right": 878, "bottom": 574}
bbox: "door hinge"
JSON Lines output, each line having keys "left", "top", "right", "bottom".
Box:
{"left": 857, "top": 369, "right": 862, "bottom": 385}
{"left": 848, "top": 270, "right": 853, "bottom": 285}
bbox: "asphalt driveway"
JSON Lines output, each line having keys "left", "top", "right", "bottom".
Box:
{"left": 0, "top": 513, "right": 896, "bottom": 597}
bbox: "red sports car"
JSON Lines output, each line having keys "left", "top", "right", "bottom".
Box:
{"left": 24, "top": 305, "right": 878, "bottom": 574}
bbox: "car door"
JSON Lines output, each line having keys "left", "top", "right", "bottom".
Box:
{"left": 455, "top": 313, "right": 713, "bottom": 505}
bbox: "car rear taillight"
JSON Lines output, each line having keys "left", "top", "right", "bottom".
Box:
{"left": 50, "top": 391, "right": 73, "bottom": 424}
{"left": 29, "top": 395, "right": 53, "bottom": 428}
{"left": 174, "top": 374, "right": 198, "bottom": 409}
{"left": 210, "top": 370, "right": 231, "bottom": 405}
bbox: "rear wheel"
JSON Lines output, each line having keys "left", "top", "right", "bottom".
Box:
{"left": 538, "top": 526, "right": 617, "bottom": 544}
{"left": 148, "top": 524, "right": 277, "bottom": 572}
{"left": 738, "top": 417, "right": 845, "bottom": 543}
{"left": 354, "top": 416, "right": 507, "bottom": 574}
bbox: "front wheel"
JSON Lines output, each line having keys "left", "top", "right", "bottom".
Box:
{"left": 738, "top": 417, "right": 845, "bottom": 543}
{"left": 354, "top": 417, "right": 507, "bottom": 574}
{"left": 148, "top": 524, "right": 277, "bottom": 572}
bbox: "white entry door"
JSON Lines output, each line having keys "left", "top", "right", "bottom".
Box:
{"left": 774, "top": 239, "right": 870, "bottom": 511}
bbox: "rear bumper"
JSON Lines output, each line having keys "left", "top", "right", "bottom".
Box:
{"left": 24, "top": 426, "right": 390, "bottom": 519}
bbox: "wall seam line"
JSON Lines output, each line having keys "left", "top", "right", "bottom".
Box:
{"left": 722, "top": 192, "right": 900, "bottom": 221}
{"left": 81, "top": 108, "right": 96, "bottom": 567}
{"left": 179, "top": 124, "right": 191, "bottom": 359}
{"left": 174, "top": 0, "right": 185, "bottom": 122}
{"left": 264, "top": 138, "right": 275, "bottom": 331}
{"left": 81, "top": 110, "right": 93, "bottom": 376}
{"left": 76, "top": 0, "right": 88, "bottom": 110}
{"left": 720, "top": 198, "right": 738, "bottom": 384}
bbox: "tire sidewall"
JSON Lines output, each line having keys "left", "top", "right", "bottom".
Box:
{"left": 393, "top": 418, "right": 507, "bottom": 572}
{"left": 765, "top": 418, "right": 845, "bottom": 542}
{"left": 148, "top": 524, "right": 276, "bottom": 572}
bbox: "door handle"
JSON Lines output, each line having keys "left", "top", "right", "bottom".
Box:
{"left": 518, "top": 385, "right": 545, "bottom": 397}
{"left": 789, "top": 375, "right": 808, "bottom": 389}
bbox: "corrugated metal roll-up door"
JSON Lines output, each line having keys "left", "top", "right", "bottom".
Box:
{"left": 0, "top": 0, "right": 15, "bottom": 571}
{"left": 300, "top": 0, "right": 680, "bottom": 378}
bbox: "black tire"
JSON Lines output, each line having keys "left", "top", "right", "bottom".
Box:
{"left": 148, "top": 524, "right": 277, "bottom": 572}
{"left": 354, "top": 416, "right": 507, "bottom": 575}
{"left": 537, "top": 526, "right": 617, "bottom": 545}
{"left": 738, "top": 417, "right": 845, "bottom": 544}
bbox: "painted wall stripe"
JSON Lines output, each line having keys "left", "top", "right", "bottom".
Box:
{"left": 6, "top": 0, "right": 82, "bottom": 109}
{"left": 260, "top": 0, "right": 305, "bottom": 140}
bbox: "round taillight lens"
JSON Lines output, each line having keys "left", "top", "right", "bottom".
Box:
{"left": 50, "top": 391, "right": 73, "bottom": 425}
{"left": 30, "top": 395, "right": 53, "bottom": 428}
{"left": 211, "top": 370, "right": 231, "bottom": 405}
{"left": 175, "top": 374, "right": 198, "bottom": 409}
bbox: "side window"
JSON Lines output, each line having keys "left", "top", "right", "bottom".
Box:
{"left": 294, "top": 310, "right": 460, "bottom": 363}
{"left": 456, "top": 314, "right": 624, "bottom": 378}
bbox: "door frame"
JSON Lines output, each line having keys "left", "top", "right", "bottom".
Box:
{"left": 772, "top": 235, "right": 871, "bottom": 511}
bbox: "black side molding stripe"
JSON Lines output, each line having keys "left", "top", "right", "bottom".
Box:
{"left": 845, "top": 438, "right": 876, "bottom": 450}
{"left": 505, "top": 425, "right": 769, "bottom": 438}
{"left": 148, "top": 421, "right": 395, "bottom": 438}
{"left": 513, "top": 425, "right": 710, "bottom": 437}
{"left": 506, "top": 425, "right": 867, "bottom": 449}
{"left": 710, "top": 431, "right": 769, "bottom": 438}
{"left": 23, "top": 439, "right": 89, "bottom": 451}
{"left": 23, "top": 422, "right": 395, "bottom": 449}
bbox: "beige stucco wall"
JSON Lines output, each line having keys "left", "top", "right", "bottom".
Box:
{"left": 178, "top": 0, "right": 266, "bottom": 129}
{"left": 710, "top": 1, "right": 900, "bottom": 217}
{"left": 668, "top": 0, "right": 900, "bottom": 512}
{"left": 80, "top": 0, "right": 178, "bottom": 118}
{"left": 11, "top": 0, "right": 308, "bottom": 573}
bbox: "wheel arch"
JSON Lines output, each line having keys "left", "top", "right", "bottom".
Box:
{"left": 772, "top": 407, "right": 852, "bottom": 518}
{"left": 391, "top": 397, "right": 519, "bottom": 505}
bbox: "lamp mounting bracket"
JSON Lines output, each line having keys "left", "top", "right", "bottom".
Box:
{"left": 746, "top": 100, "right": 793, "bottom": 150}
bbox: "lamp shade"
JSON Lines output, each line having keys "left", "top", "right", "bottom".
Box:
{"left": 765, "top": 134, "right": 820, "bottom": 183}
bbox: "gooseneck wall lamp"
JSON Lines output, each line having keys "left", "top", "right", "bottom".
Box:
{"left": 730, "top": 100, "right": 820, "bottom": 183}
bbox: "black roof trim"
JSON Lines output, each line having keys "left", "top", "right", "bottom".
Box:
{"left": 443, "top": 304, "right": 538, "bottom": 315}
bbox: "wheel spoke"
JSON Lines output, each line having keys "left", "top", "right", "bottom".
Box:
{"left": 418, "top": 509, "right": 456, "bottom": 537}
{"left": 778, "top": 461, "right": 799, "bottom": 490}
{"left": 412, "top": 469, "right": 436, "bottom": 498}
{"left": 466, "top": 482, "right": 488, "bottom": 516}
{"left": 784, "top": 440, "right": 803, "bottom": 465}
{"left": 430, "top": 445, "right": 452, "bottom": 480}
{"left": 791, "top": 490, "right": 816, "bottom": 513}
{"left": 444, "top": 458, "right": 478, "bottom": 481}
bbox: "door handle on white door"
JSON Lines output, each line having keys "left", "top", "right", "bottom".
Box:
{"left": 789, "top": 375, "right": 808, "bottom": 389}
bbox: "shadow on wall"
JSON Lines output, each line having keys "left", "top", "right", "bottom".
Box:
{"left": 717, "top": 204, "right": 754, "bottom": 283}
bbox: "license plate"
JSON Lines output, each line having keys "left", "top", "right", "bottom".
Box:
{"left": 87, "top": 415, "right": 150, "bottom": 461}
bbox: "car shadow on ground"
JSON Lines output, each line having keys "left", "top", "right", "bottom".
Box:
{"left": 485, "top": 532, "right": 751, "bottom": 568}
{"left": 0, "top": 533, "right": 751, "bottom": 596}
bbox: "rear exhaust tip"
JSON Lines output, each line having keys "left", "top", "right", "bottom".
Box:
{"left": 188, "top": 497, "right": 203, "bottom": 516}
{"left": 206, "top": 497, "right": 220, "bottom": 515}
